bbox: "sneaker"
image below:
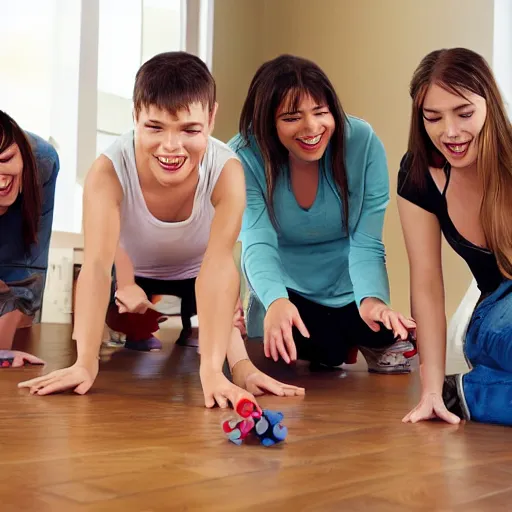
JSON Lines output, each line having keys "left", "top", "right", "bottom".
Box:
{"left": 175, "top": 327, "right": 199, "bottom": 347}
{"left": 124, "top": 336, "right": 162, "bottom": 352}
{"left": 442, "top": 374, "right": 470, "bottom": 420}
{"left": 359, "top": 339, "right": 417, "bottom": 374}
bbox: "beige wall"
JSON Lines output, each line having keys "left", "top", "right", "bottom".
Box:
{"left": 212, "top": 0, "right": 266, "bottom": 142}
{"left": 213, "top": 0, "right": 495, "bottom": 317}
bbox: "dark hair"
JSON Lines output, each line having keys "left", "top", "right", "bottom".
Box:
{"left": 133, "top": 51, "right": 216, "bottom": 118}
{"left": 406, "top": 47, "right": 512, "bottom": 279}
{"left": 238, "top": 54, "right": 349, "bottom": 231}
{"left": 0, "top": 110, "right": 41, "bottom": 251}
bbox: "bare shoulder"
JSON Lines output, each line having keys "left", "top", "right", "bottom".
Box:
{"left": 211, "top": 157, "right": 245, "bottom": 207}
{"left": 84, "top": 155, "right": 123, "bottom": 204}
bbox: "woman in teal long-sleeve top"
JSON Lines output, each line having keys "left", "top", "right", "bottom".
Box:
{"left": 229, "top": 54, "right": 416, "bottom": 374}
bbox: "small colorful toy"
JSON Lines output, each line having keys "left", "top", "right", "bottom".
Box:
{"left": 222, "top": 399, "right": 288, "bottom": 447}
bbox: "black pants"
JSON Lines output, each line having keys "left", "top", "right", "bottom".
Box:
{"left": 288, "top": 290, "right": 395, "bottom": 367}
{"left": 110, "top": 275, "right": 197, "bottom": 331}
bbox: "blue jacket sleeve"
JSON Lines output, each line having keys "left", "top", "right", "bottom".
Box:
{"left": 237, "top": 150, "right": 289, "bottom": 310}
{"left": 348, "top": 132, "right": 391, "bottom": 308}
{"left": 29, "top": 140, "right": 60, "bottom": 273}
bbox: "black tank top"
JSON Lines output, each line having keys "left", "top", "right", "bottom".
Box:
{"left": 397, "top": 153, "right": 503, "bottom": 295}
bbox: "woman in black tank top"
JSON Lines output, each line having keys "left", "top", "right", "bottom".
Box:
{"left": 398, "top": 48, "right": 512, "bottom": 426}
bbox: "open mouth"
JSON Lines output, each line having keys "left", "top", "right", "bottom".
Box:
{"left": 443, "top": 141, "right": 471, "bottom": 159}
{"left": 155, "top": 155, "right": 187, "bottom": 173}
{"left": 296, "top": 132, "right": 324, "bottom": 151}
{"left": 0, "top": 175, "right": 14, "bottom": 197}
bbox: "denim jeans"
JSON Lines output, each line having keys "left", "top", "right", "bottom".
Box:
{"left": 462, "top": 279, "right": 512, "bottom": 425}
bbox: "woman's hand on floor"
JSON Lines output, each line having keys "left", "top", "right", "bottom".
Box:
{"left": 18, "top": 360, "right": 99, "bottom": 395}
{"left": 232, "top": 359, "right": 305, "bottom": 397}
{"left": 115, "top": 284, "right": 152, "bottom": 314}
{"left": 402, "top": 393, "right": 461, "bottom": 424}
{"left": 0, "top": 350, "right": 45, "bottom": 368}
{"left": 264, "top": 298, "right": 309, "bottom": 363}
{"left": 359, "top": 298, "right": 416, "bottom": 340}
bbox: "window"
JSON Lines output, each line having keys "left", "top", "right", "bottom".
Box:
{"left": 0, "top": 0, "right": 55, "bottom": 139}
{"left": 2, "top": 0, "right": 214, "bottom": 233}
{"left": 493, "top": 0, "right": 512, "bottom": 116}
{"left": 96, "top": 0, "right": 184, "bottom": 155}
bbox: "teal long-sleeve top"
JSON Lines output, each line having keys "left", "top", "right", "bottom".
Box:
{"left": 229, "top": 115, "right": 391, "bottom": 311}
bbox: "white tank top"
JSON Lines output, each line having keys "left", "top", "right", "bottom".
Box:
{"left": 102, "top": 131, "right": 239, "bottom": 280}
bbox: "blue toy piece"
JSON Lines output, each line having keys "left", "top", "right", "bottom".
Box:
{"left": 253, "top": 410, "right": 288, "bottom": 447}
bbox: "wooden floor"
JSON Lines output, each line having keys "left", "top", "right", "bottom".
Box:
{"left": 2, "top": 323, "right": 512, "bottom": 511}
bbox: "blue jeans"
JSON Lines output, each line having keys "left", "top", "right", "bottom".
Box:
{"left": 462, "top": 279, "right": 512, "bottom": 425}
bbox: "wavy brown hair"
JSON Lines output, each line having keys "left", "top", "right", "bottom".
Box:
{"left": 0, "top": 110, "right": 41, "bottom": 251}
{"left": 238, "top": 54, "right": 349, "bottom": 232}
{"left": 406, "top": 47, "right": 512, "bottom": 278}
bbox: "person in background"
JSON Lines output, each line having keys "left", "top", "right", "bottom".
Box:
{"left": 19, "top": 52, "right": 304, "bottom": 408}
{"left": 0, "top": 110, "right": 59, "bottom": 367}
{"left": 398, "top": 47, "right": 512, "bottom": 426}
{"left": 230, "top": 55, "right": 417, "bottom": 375}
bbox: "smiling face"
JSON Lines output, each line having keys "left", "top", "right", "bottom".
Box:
{"left": 422, "top": 82, "right": 487, "bottom": 169}
{"left": 275, "top": 93, "right": 335, "bottom": 165}
{"left": 0, "top": 142, "right": 23, "bottom": 215}
{"left": 134, "top": 102, "right": 216, "bottom": 187}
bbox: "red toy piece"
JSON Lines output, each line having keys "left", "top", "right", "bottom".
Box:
{"left": 222, "top": 417, "right": 255, "bottom": 445}
{"left": 236, "top": 398, "right": 262, "bottom": 419}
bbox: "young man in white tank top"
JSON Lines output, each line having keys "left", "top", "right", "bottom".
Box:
{"left": 19, "top": 52, "right": 304, "bottom": 409}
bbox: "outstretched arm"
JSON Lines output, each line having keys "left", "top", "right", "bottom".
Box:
{"left": 349, "top": 133, "right": 415, "bottom": 339}
{"left": 237, "top": 150, "right": 309, "bottom": 363}
{"left": 19, "top": 156, "right": 123, "bottom": 395}
{"left": 398, "top": 195, "right": 459, "bottom": 424}
{"left": 197, "top": 158, "right": 245, "bottom": 375}
{"left": 197, "top": 158, "right": 261, "bottom": 410}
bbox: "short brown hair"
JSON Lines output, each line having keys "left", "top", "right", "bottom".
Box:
{"left": 133, "top": 51, "right": 215, "bottom": 118}
{"left": 0, "top": 110, "right": 41, "bottom": 251}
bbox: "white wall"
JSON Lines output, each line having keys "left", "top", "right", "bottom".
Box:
{"left": 493, "top": 0, "right": 512, "bottom": 115}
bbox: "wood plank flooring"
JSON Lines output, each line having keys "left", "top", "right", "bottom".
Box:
{"left": 1, "top": 323, "right": 511, "bottom": 511}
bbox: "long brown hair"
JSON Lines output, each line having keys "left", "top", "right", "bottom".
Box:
{"left": 0, "top": 110, "right": 42, "bottom": 250}
{"left": 406, "top": 48, "right": 512, "bottom": 278}
{"left": 238, "top": 54, "right": 349, "bottom": 232}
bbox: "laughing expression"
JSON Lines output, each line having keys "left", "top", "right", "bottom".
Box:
{"left": 275, "top": 93, "right": 335, "bottom": 165}
{"left": 422, "top": 83, "right": 487, "bottom": 169}
{"left": 134, "top": 102, "right": 216, "bottom": 188}
{"left": 0, "top": 143, "right": 22, "bottom": 215}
